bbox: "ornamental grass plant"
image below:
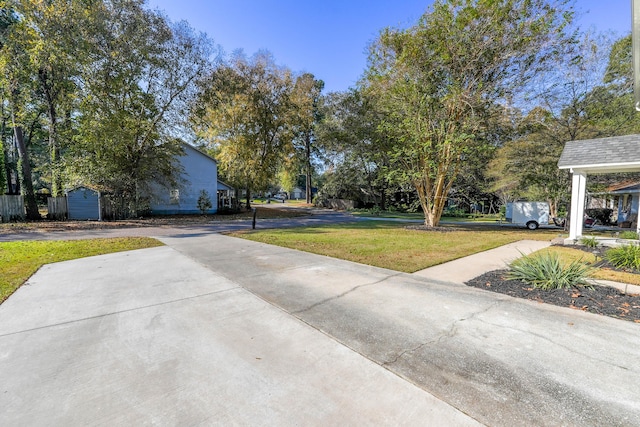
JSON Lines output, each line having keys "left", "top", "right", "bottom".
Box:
{"left": 507, "top": 251, "right": 593, "bottom": 290}
{"left": 605, "top": 244, "right": 640, "bottom": 271}
{"left": 580, "top": 236, "right": 599, "bottom": 249}
{"left": 618, "top": 231, "right": 639, "bottom": 240}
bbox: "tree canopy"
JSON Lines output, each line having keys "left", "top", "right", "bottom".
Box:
{"left": 363, "top": 0, "right": 575, "bottom": 226}
{"left": 0, "top": 0, "right": 214, "bottom": 217}
{"left": 193, "top": 51, "right": 296, "bottom": 208}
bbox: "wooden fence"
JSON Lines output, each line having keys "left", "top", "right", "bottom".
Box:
{"left": 47, "top": 197, "right": 68, "bottom": 220}
{"left": 0, "top": 195, "right": 25, "bottom": 222}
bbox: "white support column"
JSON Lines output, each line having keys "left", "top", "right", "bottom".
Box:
{"left": 568, "top": 170, "right": 587, "bottom": 241}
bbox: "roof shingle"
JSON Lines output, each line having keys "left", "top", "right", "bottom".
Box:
{"left": 558, "top": 134, "right": 640, "bottom": 169}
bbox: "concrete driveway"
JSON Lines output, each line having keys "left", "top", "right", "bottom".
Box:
{"left": 1, "top": 232, "right": 640, "bottom": 426}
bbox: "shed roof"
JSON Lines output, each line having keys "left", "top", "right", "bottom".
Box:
{"left": 558, "top": 134, "right": 640, "bottom": 173}
{"left": 217, "top": 179, "right": 233, "bottom": 191}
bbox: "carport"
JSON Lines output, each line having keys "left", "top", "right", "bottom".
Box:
{"left": 558, "top": 134, "right": 640, "bottom": 241}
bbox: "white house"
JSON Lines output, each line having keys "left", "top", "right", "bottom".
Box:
{"left": 148, "top": 143, "right": 218, "bottom": 215}
{"left": 588, "top": 181, "right": 640, "bottom": 227}
{"left": 558, "top": 134, "right": 640, "bottom": 240}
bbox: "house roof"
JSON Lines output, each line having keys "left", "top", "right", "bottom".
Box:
{"left": 606, "top": 180, "right": 640, "bottom": 192}
{"left": 558, "top": 134, "right": 640, "bottom": 173}
{"left": 182, "top": 143, "right": 217, "bottom": 164}
{"left": 217, "top": 179, "right": 234, "bottom": 191}
{"left": 65, "top": 185, "right": 103, "bottom": 194}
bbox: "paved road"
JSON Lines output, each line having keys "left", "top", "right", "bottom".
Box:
{"left": 0, "top": 207, "right": 359, "bottom": 242}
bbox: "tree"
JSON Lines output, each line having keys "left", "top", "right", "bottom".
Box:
{"left": 291, "top": 73, "right": 324, "bottom": 203}
{"left": 365, "top": 0, "right": 574, "bottom": 227}
{"left": 0, "top": 5, "right": 40, "bottom": 218}
{"left": 316, "top": 89, "right": 393, "bottom": 208}
{"left": 194, "top": 51, "right": 295, "bottom": 209}
{"left": 1, "top": 0, "right": 90, "bottom": 197}
{"left": 197, "top": 189, "right": 212, "bottom": 214}
{"left": 70, "top": 0, "right": 213, "bottom": 216}
{"left": 488, "top": 32, "right": 640, "bottom": 218}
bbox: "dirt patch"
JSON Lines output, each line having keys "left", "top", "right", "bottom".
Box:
{"left": 466, "top": 270, "right": 640, "bottom": 323}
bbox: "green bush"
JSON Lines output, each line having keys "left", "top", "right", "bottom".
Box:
{"left": 507, "top": 251, "right": 593, "bottom": 290}
{"left": 580, "top": 236, "right": 599, "bottom": 248}
{"left": 585, "top": 208, "right": 613, "bottom": 225}
{"left": 443, "top": 207, "right": 467, "bottom": 218}
{"left": 605, "top": 244, "right": 640, "bottom": 271}
{"left": 618, "top": 231, "right": 639, "bottom": 240}
{"left": 197, "top": 190, "right": 212, "bottom": 214}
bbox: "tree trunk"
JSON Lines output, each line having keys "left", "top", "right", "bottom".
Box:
{"left": 1, "top": 117, "right": 11, "bottom": 194}
{"left": 415, "top": 181, "right": 434, "bottom": 227}
{"left": 39, "top": 69, "right": 63, "bottom": 197}
{"left": 47, "top": 104, "right": 62, "bottom": 197}
{"left": 305, "top": 132, "right": 312, "bottom": 204}
{"left": 380, "top": 179, "right": 387, "bottom": 211}
{"left": 2, "top": 140, "right": 11, "bottom": 194}
{"left": 13, "top": 123, "right": 40, "bottom": 220}
{"left": 245, "top": 186, "right": 251, "bottom": 210}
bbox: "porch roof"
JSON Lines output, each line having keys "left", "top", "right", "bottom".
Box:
{"left": 558, "top": 134, "right": 640, "bottom": 174}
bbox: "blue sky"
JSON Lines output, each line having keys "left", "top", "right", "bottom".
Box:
{"left": 146, "top": 0, "right": 632, "bottom": 93}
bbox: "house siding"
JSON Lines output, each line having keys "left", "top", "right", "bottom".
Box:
{"left": 149, "top": 144, "right": 218, "bottom": 214}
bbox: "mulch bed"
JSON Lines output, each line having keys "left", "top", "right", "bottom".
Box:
{"left": 466, "top": 270, "right": 640, "bottom": 323}
{"left": 405, "top": 225, "right": 461, "bottom": 232}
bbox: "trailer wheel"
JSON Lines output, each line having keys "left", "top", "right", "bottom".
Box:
{"left": 526, "top": 221, "right": 539, "bottom": 230}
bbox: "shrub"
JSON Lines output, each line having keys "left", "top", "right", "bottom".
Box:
{"left": 443, "top": 207, "right": 466, "bottom": 218}
{"left": 585, "top": 208, "right": 613, "bottom": 225}
{"left": 605, "top": 244, "right": 640, "bottom": 271}
{"left": 197, "top": 190, "right": 213, "bottom": 214}
{"left": 216, "top": 206, "right": 242, "bottom": 215}
{"left": 507, "top": 251, "right": 593, "bottom": 290}
{"left": 580, "top": 236, "right": 599, "bottom": 249}
{"left": 618, "top": 231, "right": 639, "bottom": 240}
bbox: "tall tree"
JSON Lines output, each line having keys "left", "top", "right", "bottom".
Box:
{"left": 194, "top": 51, "right": 295, "bottom": 208}
{"left": 489, "top": 33, "right": 640, "bottom": 217}
{"left": 291, "top": 73, "right": 324, "bottom": 203}
{"left": 1, "top": 0, "right": 88, "bottom": 196}
{"left": 316, "top": 89, "right": 392, "bottom": 208}
{"left": 71, "top": 0, "right": 213, "bottom": 216}
{"left": 365, "top": 0, "right": 574, "bottom": 227}
{"left": 0, "top": 5, "right": 40, "bottom": 218}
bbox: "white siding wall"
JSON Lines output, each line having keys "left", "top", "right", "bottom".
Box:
{"left": 150, "top": 145, "right": 218, "bottom": 214}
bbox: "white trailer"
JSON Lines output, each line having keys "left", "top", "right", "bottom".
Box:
{"left": 505, "top": 202, "right": 550, "bottom": 230}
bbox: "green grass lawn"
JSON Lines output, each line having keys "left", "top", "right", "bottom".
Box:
{"left": 232, "top": 222, "right": 640, "bottom": 285}
{"left": 229, "top": 221, "right": 559, "bottom": 273}
{"left": 0, "top": 237, "right": 163, "bottom": 303}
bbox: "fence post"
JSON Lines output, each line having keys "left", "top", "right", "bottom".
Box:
{"left": 252, "top": 208, "right": 257, "bottom": 229}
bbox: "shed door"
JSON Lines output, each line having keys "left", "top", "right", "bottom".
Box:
{"left": 68, "top": 189, "right": 100, "bottom": 220}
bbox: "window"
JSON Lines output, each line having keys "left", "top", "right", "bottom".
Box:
{"left": 170, "top": 189, "right": 180, "bottom": 204}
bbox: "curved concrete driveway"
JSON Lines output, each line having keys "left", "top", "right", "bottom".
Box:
{"left": 1, "top": 217, "right": 640, "bottom": 425}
